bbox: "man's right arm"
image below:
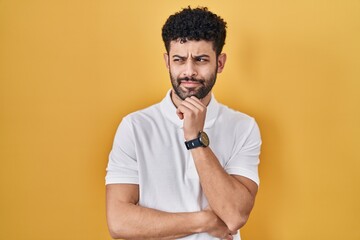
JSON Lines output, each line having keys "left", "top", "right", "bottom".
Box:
{"left": 106, "top": 184, "right": 235, "bottom": 240}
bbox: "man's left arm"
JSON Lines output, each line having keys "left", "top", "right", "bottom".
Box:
{"left": 177, "top": 96, "right": 260, "bottom": 232}
{"left": 191, "top": 147, "right": 258, "bottom": 232}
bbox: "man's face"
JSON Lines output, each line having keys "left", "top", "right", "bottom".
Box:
{"left": 164, "top": 40, "right": 225, "bottom": 100}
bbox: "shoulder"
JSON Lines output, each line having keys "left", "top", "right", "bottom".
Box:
{"left": 215, "top": 103, "right": 261, "bottom": 142}
{"left": 217, "top": 103, "right": 256, "bottom": 127}
{"left": 112, "top": 102, "right": 162, "bottom": 142}
{"left": 124, "top": 102, "right": 161, "bottom": 121}
{"left": 121, "top": 102, "right": 162, "bottom": 127}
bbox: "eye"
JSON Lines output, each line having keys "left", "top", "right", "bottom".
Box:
{"left": 195, "top": 57, "right": 208, "bottom": 62}
{"left": 173, "top": 57, "right": 183, "bottom": 62}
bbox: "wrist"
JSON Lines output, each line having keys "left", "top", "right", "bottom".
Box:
{"left": 185, "top": 133, "right": 199, "bottom": 141}
{"left": 184, "top": 131, "right": 209, "bottom": 150}
{"left": 196, "top": 210, "right": 214, "bottom": 233}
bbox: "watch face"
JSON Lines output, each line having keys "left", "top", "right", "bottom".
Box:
{"left": 199, "top": 131, "right": 209, "bottom": 147}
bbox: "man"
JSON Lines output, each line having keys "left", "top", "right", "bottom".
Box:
{"left": 105, "top": 7, "right": 261, "bottom": 240}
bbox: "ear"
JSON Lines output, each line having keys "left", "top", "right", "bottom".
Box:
{"left": 163, "top": 53, "right": 170, "bottom": 69}
{"left": 217, "top": 53, "right": 227, "bottom": 73}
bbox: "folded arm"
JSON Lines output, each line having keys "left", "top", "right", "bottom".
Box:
{"left": 177, "top": 96, "right": 259, "bottom": 232}
{"left": 106, "top": 184, "right": 235, "bottom": 240}
{"left": 191, "top": 147, "right": 258, "bottom": 232}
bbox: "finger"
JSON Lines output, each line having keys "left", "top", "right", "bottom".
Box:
{"left": 222, "top": 232, "right": 231, "bottom": 240}
{"left": 177, "top": 104, "right": 197, "bottom": 121}
{"left": 181, "top": 98, "right": 205, "bottom": 113}
{"left": 178, "top": 102, "right": 200, "bottom": 117}
{"left": 176, "top": 108, "right": 184, "bottom": 120}
{"left": 177, "top": 103, "right": 192, "bottom": 115}
{"left": 190, "top": 96, "right": 206, "bottom": 107}
{"left": 186, "top": 97, "right": 206, "bottom": 110}
{"left": 224, "top": 234, "right": 233, "bottom": 240}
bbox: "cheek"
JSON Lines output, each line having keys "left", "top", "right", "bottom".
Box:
{"left": 169, "top": 66, "right": 182, "bottom": 77}
{"left": 198, "top": 66, "right": 213, "bottom": 77}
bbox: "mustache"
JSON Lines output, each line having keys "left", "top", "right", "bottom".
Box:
{"left": 178, "top": 77, "right": 205, "bottom": 83}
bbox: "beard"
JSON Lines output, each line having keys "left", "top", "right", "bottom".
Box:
{"left": 169, "top": 69, "right": 217, "bottom": 101}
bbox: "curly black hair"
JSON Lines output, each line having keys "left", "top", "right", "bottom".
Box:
{"left": 162, "top": 6, "right": 227, "bottom": 56}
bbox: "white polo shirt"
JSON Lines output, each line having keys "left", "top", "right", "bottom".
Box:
{"left": 106, "top": 90, "right": 261, "bottom": 240}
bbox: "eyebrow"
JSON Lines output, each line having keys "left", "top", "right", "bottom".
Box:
{"left": 172, "top": 55, "right": 186, "bottom": 60}
{"left": 172, "top": 54, "right": 210, "bottom": 59}
{"left": 194, "top": 54, "right": 210, "bottom": 58}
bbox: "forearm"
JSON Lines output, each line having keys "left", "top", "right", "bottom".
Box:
{"left": 107, "top": 201, "right": 208, "bottom": 239}
{"left": 191, "top": 147, "right": 256, "bottom": 231}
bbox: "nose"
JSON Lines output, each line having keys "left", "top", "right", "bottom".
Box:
{"left": 183, "top": 61, "right": 197, "bottom": 78}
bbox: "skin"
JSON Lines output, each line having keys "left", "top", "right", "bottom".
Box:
{"left": 168, "top": 40, "right": 219, "bottom": 101}
{"left": 165, "top": 39, "right": 224, "bottom": 106}
{"left": 106, "top": 184, "right": 234, "bottom": 240}
{"left": 165, "top": 40, "right": 258, "bottom": 231}
{"left": 106, "top": 39, "right": 258, "bottom": 239}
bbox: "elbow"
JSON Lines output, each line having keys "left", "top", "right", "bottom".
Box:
{"left": 106, "top": 206, "right": 134, "bottom": 239}
{"left": 108, "top": 224, "right": 123, "bottom": 239}
{"left": 107, "top": 219, "right": 129, "bottom": 239}
{"left": 226, "top": 213, "right": 250, "bottom": 232}
{"left": 108, "top": 229, "right": 119, "bottom": 239}
{"left": 108, "top": 225, "right": 132, "bottom": 240}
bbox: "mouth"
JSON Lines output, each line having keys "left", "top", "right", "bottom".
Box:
{"left": 178, "top": 78, "right": 204, "bottom": 87}
{"left": 180, "top": 80, "right": 202, "bottom": 87}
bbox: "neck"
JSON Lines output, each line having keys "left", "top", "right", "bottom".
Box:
{"left": 170, "top": 89, "right": 212, "bottom": 108}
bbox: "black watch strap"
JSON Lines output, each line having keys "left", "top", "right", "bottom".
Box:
{"left": 185, "top": 138, "right": 203, "bottom": 150}
{"left": 184, "top": 131, "right": 209, "bottom": 150}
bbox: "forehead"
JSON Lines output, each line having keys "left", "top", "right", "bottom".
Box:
{"left": 169, "top": 40, "right": 216, "bottom": 57}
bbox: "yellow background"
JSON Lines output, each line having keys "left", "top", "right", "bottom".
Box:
{"left": 1, "top": 0, "right": 359, "bottom": 239}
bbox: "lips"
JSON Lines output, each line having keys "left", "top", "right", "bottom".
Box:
{"left": 181, "top": 80, "right": 201, "bottom": 83}
{"left": 180, "top": 80, "right": 202, "bottom": 87}
{"left": 179, "top": 77, "right": 204, "bottom": 85}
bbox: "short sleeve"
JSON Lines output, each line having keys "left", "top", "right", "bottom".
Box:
{"left": 105, "top": 117, "right": 139, "bottom": 185}
{"left": 225, "top": 119, "right": 261, "bottom": 185}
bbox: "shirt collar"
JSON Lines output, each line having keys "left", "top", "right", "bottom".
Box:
{"left": 160, "top": 89, "right": 220, "bottom": 129}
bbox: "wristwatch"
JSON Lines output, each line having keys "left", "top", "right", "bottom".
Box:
{"left": 184, "top": 131, "right": 210, "bottom": 150}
